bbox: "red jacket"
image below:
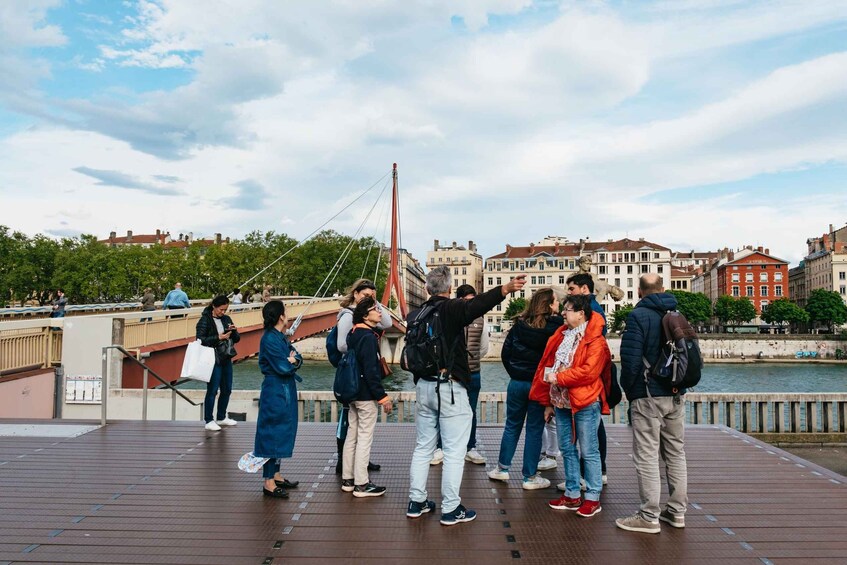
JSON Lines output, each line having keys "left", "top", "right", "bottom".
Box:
{"left": 528, "top": 313, "right": 612, "bottom": 415}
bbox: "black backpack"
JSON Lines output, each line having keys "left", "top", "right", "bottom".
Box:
{"left": 644, "top": 310, "right": 703, "bottom": 392}
{"left": 325, "top": 326, "right": 343, "bottom": 368}
{"left": 606, "top": 363, "right": 622, "bottom": 409}
{"left": 401, "top": 302, "right": 453, "bottom": 379}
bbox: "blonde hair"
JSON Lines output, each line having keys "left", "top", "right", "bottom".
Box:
{"left": 339, "top": 278, "right": 376, "bottom": 309}
{"left": 518, "top": 288, "right": 558, "bottom": 329}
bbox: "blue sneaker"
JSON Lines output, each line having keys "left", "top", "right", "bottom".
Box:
{"left": 406, "top": 499, "right": 436, "bottom": 518}
{"left": 440, "top": 504, "right": 477, "bottom": 526}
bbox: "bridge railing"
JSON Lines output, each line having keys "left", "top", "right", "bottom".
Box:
{"left": 0, "top": 321, "right": 63, "bottom": 375}
{"left": 294, "top": 391, "right": 847, "bottom": 434}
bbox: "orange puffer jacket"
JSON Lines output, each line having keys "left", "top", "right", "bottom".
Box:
{"left": 528, "top": 313, "right": 612, "bottom": 415}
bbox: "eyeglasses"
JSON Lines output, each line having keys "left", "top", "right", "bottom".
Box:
{"left": 367, "top": 306, "right": 378, "bottom": 312}
{"left": 563, "top": 308, "right": 576, "bottom": 312}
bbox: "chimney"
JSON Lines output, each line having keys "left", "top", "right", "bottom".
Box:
{"left": 126, "top": 230, "right": 133, "bottom": 242}
{"left": 757, "top": 246, "right": 763, "bottom": 253}
{"left": 506, "top": 244, "right": 512, "bottom": 253}
{"left": 764, "top": 248, "right": 769, "bottom": 255}
{"left": 156, "top": 229, "right": 161, "bottom": 237}
{"left": 215, "top": 233, "right": 222, "bottom": 245}
{"left": 225, "top": 237, "right": 230, "bottom": 244}
{"left": 468, "top": 240, "right": 476, "bottom": 252}
{"left": 830, "top": 224, "right": 834, "bottom": 234}
{"left": 109, "top": 231, "right": 116, "bottom": 240}
{"left": 452, "top": 241, "right": 457, "bottom": 248}
{"left": 179, "top": 233, "right": 183, "bottom": 241}
{"left": 529, "top": 242, "right": 535, "bottom": 252}
{"left": 188, "top": 232, "right": 193, "bottom": 243}
{"left": 434, "top": 239, "right": 439, "bottom": 250}
{"left": 554, "top": 241, "right": 560, "bottom": 253}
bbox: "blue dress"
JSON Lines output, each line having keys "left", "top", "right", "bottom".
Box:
{"left": 253, "top": 329, "right": 303, "bottom": 459}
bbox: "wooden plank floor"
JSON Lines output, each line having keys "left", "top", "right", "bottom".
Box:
{"left": 1, "top": 420, "right": 846, "bottom": 565}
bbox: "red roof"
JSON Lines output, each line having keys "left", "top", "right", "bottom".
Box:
{"left": 486, "top": 238, "right": 670, "bottom": 260}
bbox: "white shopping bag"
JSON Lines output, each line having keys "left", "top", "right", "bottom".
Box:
{"left": 180, "top": 340, "right": 216, "bottom": 382}
{"left": 238, "top": 452, "right": 270, "bottom": 473}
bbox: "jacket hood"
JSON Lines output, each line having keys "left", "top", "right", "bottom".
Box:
{"left": 637, "top": 292, "right": 677, "bottom": 314}
{"left": 584, "top": 311, "right": 606, "bottom": 339}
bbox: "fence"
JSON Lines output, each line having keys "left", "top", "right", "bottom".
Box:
{"left": 0, "top": 325, "right": 62, "bottom": 375}
{"left": 294, "top": 391, "right": 847, "bottom": 434}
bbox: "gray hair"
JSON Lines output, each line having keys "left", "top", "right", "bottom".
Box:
{"left": 426, "top": 265, "right": 453, "bottom": 296}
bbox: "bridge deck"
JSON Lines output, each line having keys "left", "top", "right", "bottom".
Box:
{"left": 1, "top": 421, "right": 845, "bottom": 565}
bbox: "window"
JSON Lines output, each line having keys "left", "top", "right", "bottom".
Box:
{"left": 462, "top": 267, "right": 466, "bottom": 275}
{"left": 520, "top": 263, "right": 525, "bottom": 270}
{"left": 454, "top": 267, "right": 459, "bottom": 275}
{"left": 732, "top": 266, "right": 738, "bottom": 270}
{"left": 558, "top": 262, "right": 564, "bottom": 269}
{"left": 745, "top": 272, "right": 753, "bottom": 282}
{"left": 760, "top": 286, "right": 768, "bottom": 296}
{"left": 496, "top": 277, "right": 502, "bottom": 285}
{"left": 627, "top": 265, "right": 634, "bottom": 274}
{"left": 439, "top": 257, "right": 443, "bottom": 263}
{"left": 732, "top": 286, "right": 740, "bottom": 297}
{"left": 640, "top": 265, "right": 649, "bottom": 274}
{"left": 614, "top": 266, "right": 620, "bottom": 274}
{"left": 531, "top": 276, "right": 537, "bottom": 284}
{"left": 760, "top": 265, "right": 767, "bottom": 270}
{"left": 732, "top": 273, "right": 740, "bottom": 282}
{"left": 538, "top": 262, "right": 544, "bottom": 271}
{"left": 640, "top": 252, "right": 649, "bottom": 261}
{"left": 840, "top": 272, "right": 846, "bottom": 280}
{"left": 599, "top": 253, "right": 606, "bottom": 262}
{"left": 488, "top": 277, "right": 493, "bottom": 286}
{"left": 746, "top": 285, "right": 753, "bottom": 297}
{"left": 759, "top": 272, "right": 768, "bottom": 282}
{"left": 627, "top": 291, "right": 634, "bottom": 300}
{"left": 558, "top": 276, "right": 565, "bottom": 284}
{"left": 775, "top": 285, "right": 783, "bottom": 297}
{"left": 657, "top": 265, "right": 663, "bottom": 273}
{"left": 761, "top": 300, "right": 769, "bottom": 311}
{"left": 519, "top": 290, "right": 525, "bottom": 298}
{"left": 599, "top": 266, "right": 607, "bottom": 274}
{"left": 774, "top": 272, "right": 782, "bottom": 281}
{"left": 488, "top": 317, "right": 493, "bottom": 323}
{"left": 496, "top": 303, "right": 501, "bottom": 311}
{"left": 627, "top": 278, "right": 633, "bottom": 288}
{"left": 840, "top": 285, "right": 846, "bottom": 295}
{"left": 615, "top": 278, "right": 621, "bottom": 287}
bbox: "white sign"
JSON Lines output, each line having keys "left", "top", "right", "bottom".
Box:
{"left": 65, "top": 375, "right": 102, "bottom": 404}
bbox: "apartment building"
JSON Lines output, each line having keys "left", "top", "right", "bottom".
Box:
{"left": 804, "top": 223, "right": 847, "bottom": 306}
{"left": 713, "top": 246, "right": 789, "bottom": 316}
{"left": 788, "top": 262, "right": 807, "bottom": 309}
{"left": 483, "top": 236, "right": 672, "bottom": 330}
{"left": 425, "top": 240, "right": 484, "bottom": 294}
{"left": 670, "top": 267, "right": 695, "bottom": 291}
{"left": 671, "top": 250, "right": 719, "bottom": 270}
{"left": 99, "top": 230, "right": 229, "bottom": 249}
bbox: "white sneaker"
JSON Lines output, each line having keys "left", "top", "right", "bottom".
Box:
{"left": 430, "top": 448, "right": 444, "bottom": 465}
{"left": 488, "top": 468, "right": 509, "bottom": 482}
{"left": 537, "top": 456, "right": 557, "bottom": 471}
{"left": 522, "top": 475, "right": 551, "bottom": 490}
{"left": 217, "top": 417, "right": 238, "bottom": 427}
{"left": 465, "top": 448, "right": 486, "bottom": 465}
{"left": 557, "top": 481, "right": 566, "bottom": 492}
{"left": 602, "top": 474, "right": 608, "bottom": 485}
{"left": 204, "top": 421, "right": 221, "bottom": 431}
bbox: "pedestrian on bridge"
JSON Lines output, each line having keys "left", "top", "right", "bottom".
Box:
{"left": 163, "top": 282, "right": 190, "bottom": 316}
{"left": 255, "top": 300, "right": 303, "bottom": 499}
{"left": 50, "top": 289, "right": 67, "bottom": 318}
{"left": 196, "top": 295, "right": 241, "bottom": 431}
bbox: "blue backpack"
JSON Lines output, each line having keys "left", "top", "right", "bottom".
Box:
{"left": 333, "top": 350, "right": 360, "bottom": 404}
{"left": 326, "top": 326, "right": 343, "bottom": 368}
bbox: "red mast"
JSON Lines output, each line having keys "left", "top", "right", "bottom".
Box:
{"left": 380, "top": 163, "right": 409, "bottom": 318}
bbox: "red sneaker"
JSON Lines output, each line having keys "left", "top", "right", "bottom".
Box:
{"left": 576, "top": 499, "right": 602, "bottom": 518}
{"left": 548, "top": 495, "right": 582, "bottom": 511}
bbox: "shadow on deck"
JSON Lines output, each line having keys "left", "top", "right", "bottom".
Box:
{"left": 1, "top": 421, "right": 846, "bottom": 564}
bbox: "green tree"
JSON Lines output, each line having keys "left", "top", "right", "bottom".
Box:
{"left": 713, "top": 295, "right": 735, "bottom": 327}
{"left": 503, "top": 297, "right": 527, "bottom": 320}
{"left": 761, "top": 298, "right": 809, "bottom": 327}
{"left": 806, "top": 289, "right": 847, "bottom": 332}
{"left": 609, "top": 303, "right": 635, "bottom": 333}
{"left": 731, "top": 297, "right": 757, "bottom": 326}
{"left": 668, "top": 290, "right": 712, "bottom": 324}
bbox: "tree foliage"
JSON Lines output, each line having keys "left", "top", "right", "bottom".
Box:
{"left": 668, "top": 290, "right": 712, "bottom": 324}
{"left": 761, "top": 298, "right": 809, "bottom": 326}
{"left": 713, "top": 295, "right": 735, "bottom": 326}
{"left": 731, "top": 297, "right": 757, "bottom": 326}
{"left": 609, "top": 303, "right": 635, "bottom": 333}
{"left": 806, "top": 289, "right": 847, "bottom": 332}
{"left": 503, "top": 297, "right": 527, "bottom": 321}
{"left": 0, "top": 226, "right": 388, "bottom": 306}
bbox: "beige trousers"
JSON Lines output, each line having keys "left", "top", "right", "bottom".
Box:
{"left": 342, "top": 400, "right": 379, "bottom": 485}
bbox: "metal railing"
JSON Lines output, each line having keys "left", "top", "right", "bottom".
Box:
{"left": 292, "top": 391, "right": 847, "bottom": 434}
{"left": 101, "top": 345, "right": 203, "bottom": 425}
{"left": 0, "top": 323, "right": 62, "bottom": 375}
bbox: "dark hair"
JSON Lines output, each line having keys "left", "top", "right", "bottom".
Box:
{"left": 211, "top": 295, "right": 229, "bottom": 308}
{"left": 57, "top": 288, "right": 64, "bottom": 293}
{"left": 455, "top": 284, "right": 477, "bottom": 299}
{"left": 339, "top": 278, "right": 377, "bottom": 308}
{"left": 262, "top": 300, "right": 285, "bottom": 330}
{"left": 566, "top": 273, "right": 594, "bottom": 293}
{"left": 353, "top": 296, "right": 376, "bottom": 324}
{"left": 233, "top": 288, "right": 240, "bottom": 294}
{"left": 564, "top": 294, "right": 593, "bottom": 320}
{"left": 519, "top": 288, "right": 556, "bottom": 328}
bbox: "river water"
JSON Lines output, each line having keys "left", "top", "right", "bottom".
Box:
{"left": 177, "top": 360, "right": 847, "bottom": 393}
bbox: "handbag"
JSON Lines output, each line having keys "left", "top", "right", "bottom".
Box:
{"left": 215, "top": 339, "right": 237, "bottom": 363}
{"left": 379, "top": 356, "right": 392, "bottom": 378}
{"left": 181, "top": 340, "right": 216, "bottom": 382}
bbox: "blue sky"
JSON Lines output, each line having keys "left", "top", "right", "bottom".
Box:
{"left": 1, "top": 0, "right": 846, "bottom": 267}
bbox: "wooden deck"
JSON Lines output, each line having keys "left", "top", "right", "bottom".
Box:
{"left": 1, "top": 421, "right": 846, "bottom": 565}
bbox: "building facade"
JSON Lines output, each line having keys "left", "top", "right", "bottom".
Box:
{"left": 788, "top": 262, "right": 807, "bottom": 309}
{"left": 425, "top": 240, "right": 484, "bottom": 295}
{"left": 99, "top": 230, "right": 229, "bottom": 249}
{"left": 714, "top": 246, "right": 789, "bottom": 316}
{"left": 385, "top": 247, "right": 427, "bottom": 309}
{"left": 804, "top": 223, "right": 847, "bottom": 309}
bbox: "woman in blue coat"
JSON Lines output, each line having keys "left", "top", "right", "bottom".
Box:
{"left": 255, "top": 300, "right": 303, "bottom": 498}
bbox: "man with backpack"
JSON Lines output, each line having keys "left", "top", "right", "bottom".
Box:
{"left": 405, "top": 266, "right": 526, "bottom": 526}
{"left": 615, "top": 274, "right": 689, "bottom": 534}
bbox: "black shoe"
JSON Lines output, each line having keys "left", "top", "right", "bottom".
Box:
{"left": 367, "top": 461, "right": 381, "bottom": 472}
{"left": 341, "top": 479, "right": 355, "bottom": 492}
{"left": 263, "top": 487, "right": 289, "bottom": 499}
{"left": 353, "top": 482, "right": 386, "bottom": 498}
{"left": 274, "top": 478, "right": 299, "bottom": 489}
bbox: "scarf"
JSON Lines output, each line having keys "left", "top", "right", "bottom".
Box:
{"left": 549, "top": 321, "right": 587, "bottom": 410}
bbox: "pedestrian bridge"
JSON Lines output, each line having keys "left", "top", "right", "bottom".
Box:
{"left": 1, "top": 419, "right": 845, "bottom": 564}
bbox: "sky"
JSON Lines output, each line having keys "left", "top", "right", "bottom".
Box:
{"left": 1, "top": 0, "right": 846, "bottom": 268}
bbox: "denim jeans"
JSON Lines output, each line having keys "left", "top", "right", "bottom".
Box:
{"left": 556, "top": 400, "right": 602, "bottom": 501}
{"left": 204, "top": 359, "right": 233, "bottom": 423}
{"left": 409, "top": 379, "right": 472, "bottom": 514}
{"left": 580, "top": 419, "right": 607, "bottom": 475}
{"left": 630, "top": 397, "right": 688, "bottom": 521}
{"left": 262, "top": 458, "right": 280, "bottom": 479}
{"left": 496, "top": 379, "right": 545, "bottom": 479}
{"left": 438, "top": 371, "right": 481, "bottom": 451}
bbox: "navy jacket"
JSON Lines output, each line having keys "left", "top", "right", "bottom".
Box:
{"left": 195, "top": 306, "right": 241, "bottom": 360}
{"left": 347, "top": 326, "right": 388, "bottom": 402}
{"left": 589, "top": 294, "right": 607, "bottom": 337}
{"left": 619, "top": 292, "right": 681, "bottom": 401}
{"left": 501, "top": 315, "right": 564, "bottom": 381}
